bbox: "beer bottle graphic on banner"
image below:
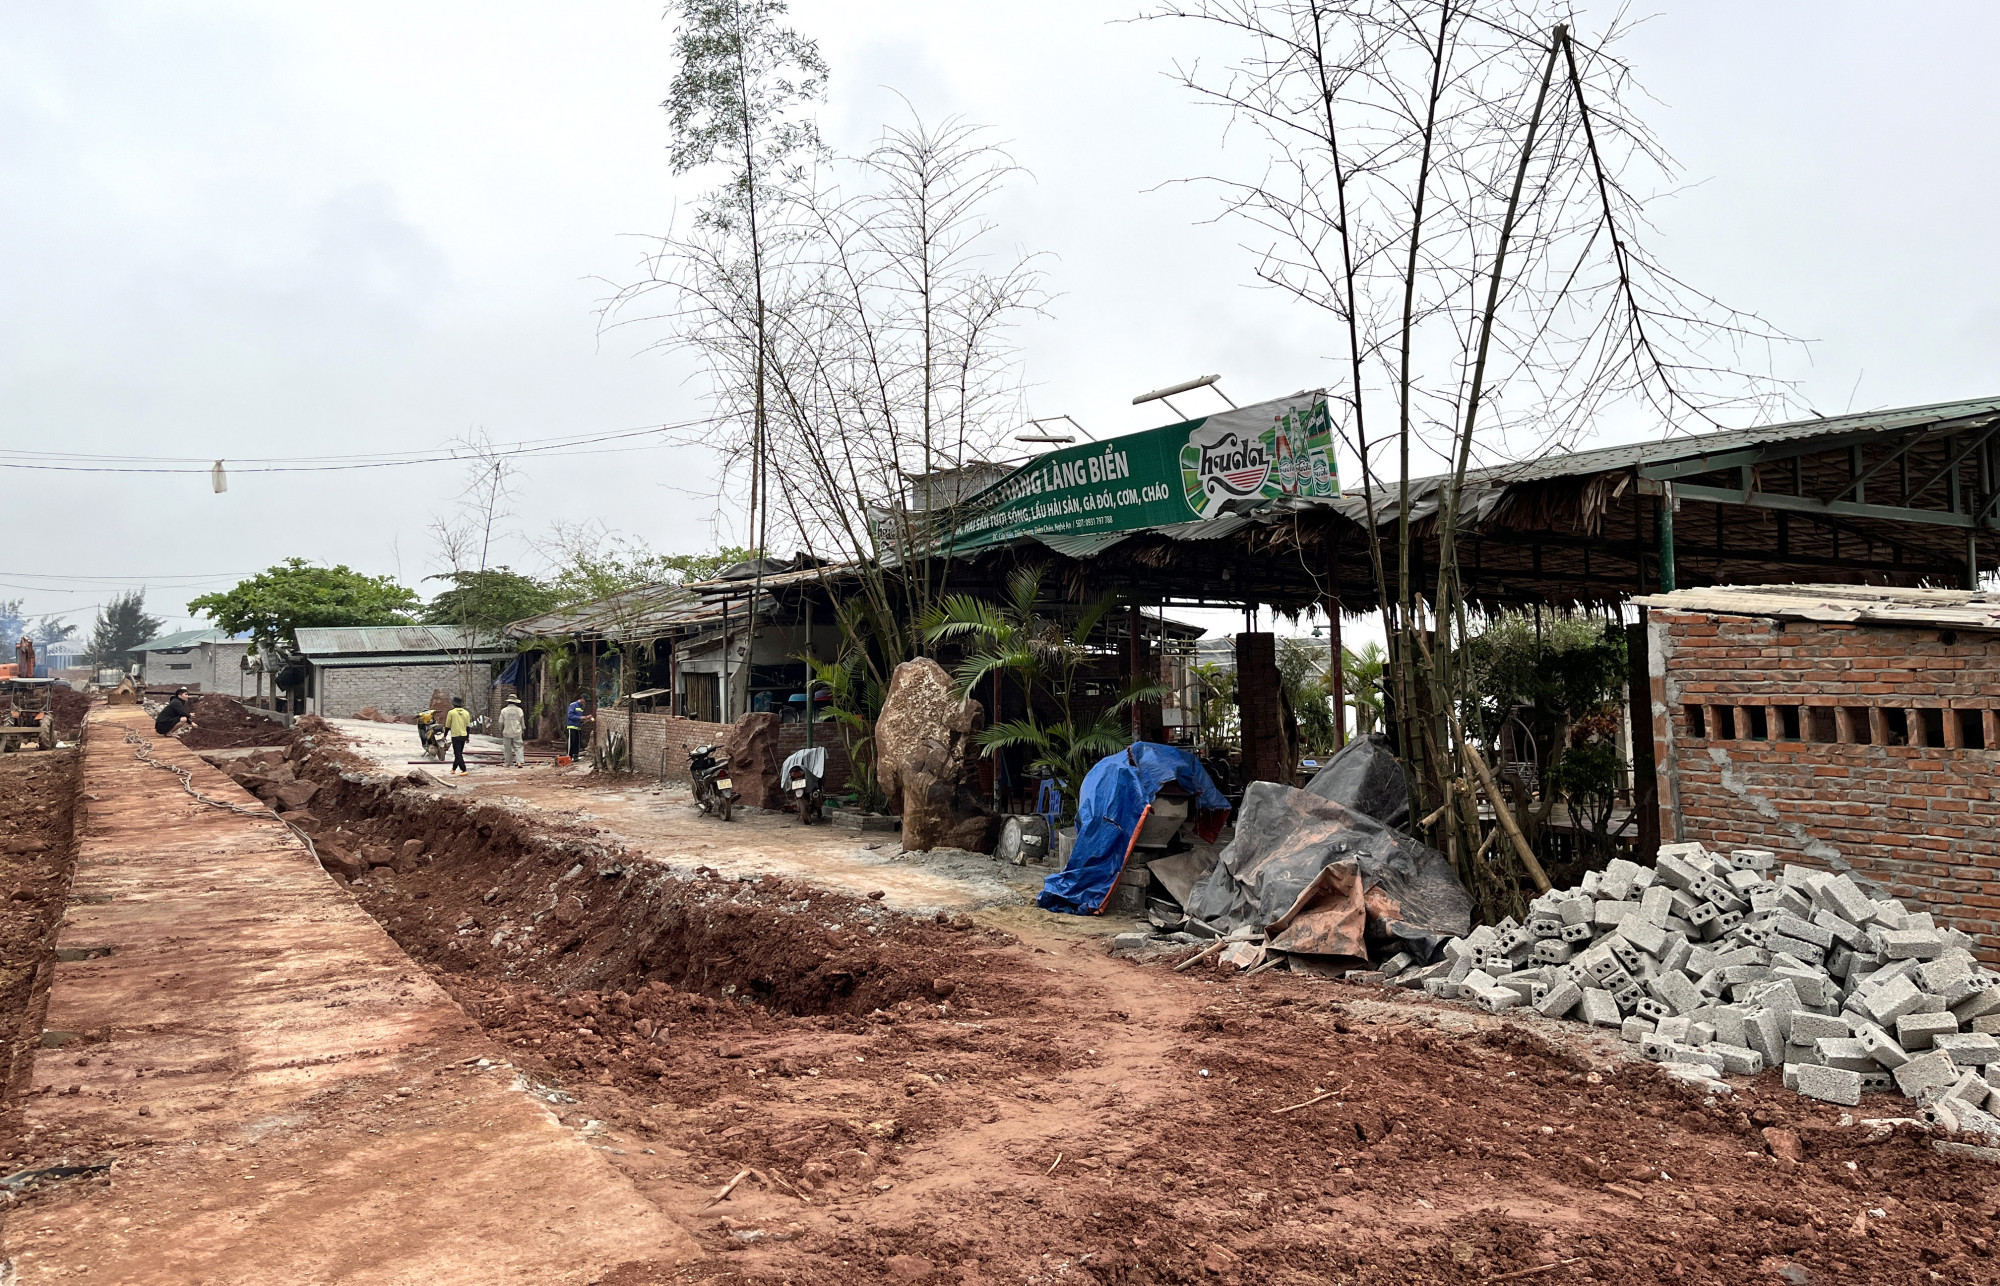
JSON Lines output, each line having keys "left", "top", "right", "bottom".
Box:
{"left": 1273, "top": 412, "right": 1298, "bottom": 494}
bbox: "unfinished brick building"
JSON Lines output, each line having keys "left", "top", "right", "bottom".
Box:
{"left": 1641, "top": 585, "right": 2000, "bottom": 949}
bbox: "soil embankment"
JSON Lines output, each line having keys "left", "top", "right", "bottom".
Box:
{"left": 275, "top": 721, "right": 2000, "bottom": 1285}
{"left": 0, "top": 747, "right": 80, "bottom": 1161}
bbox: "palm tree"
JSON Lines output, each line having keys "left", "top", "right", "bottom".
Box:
{"left": 923, "top": 565, "right": 1164, "bottom": 821}
{"left": 1342, "top": 642, "right": 1386, "bottom": 737}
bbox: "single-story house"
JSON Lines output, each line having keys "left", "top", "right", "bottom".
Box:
{"left": 293, "top": 625, "right": 514, "bottom": 721}
{"left": 134, "top": 629, "right": 251, "bottom": 694}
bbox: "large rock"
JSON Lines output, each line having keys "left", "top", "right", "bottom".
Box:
{"left": 721, "top": 712, "right": 783, "bottom": 810}
{"left": 874, "top": 658, "right": 993, "bottom": 853}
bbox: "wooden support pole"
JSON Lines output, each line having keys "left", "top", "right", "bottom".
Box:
{"left": 1129, "top": 602, "right": 1143, "bottom": 741}
{"left": 1326, "top": 547, "right": 1346, "bottom": 751}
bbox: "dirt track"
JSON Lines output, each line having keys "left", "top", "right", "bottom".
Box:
{"left": 6, "top": 709, "right": 1998, "bottom": 1283}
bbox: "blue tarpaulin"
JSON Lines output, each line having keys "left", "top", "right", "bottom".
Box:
{"left": 1037, "top": 743, "right": 1231, "bottom": 916}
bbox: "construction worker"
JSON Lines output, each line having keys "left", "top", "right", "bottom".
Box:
{"left": 498, "top": 694, "right": 526, "bottom": 767}
{"left": 415, "top": 706, "right": 437, "bottom": 752}
{"left": 154, "top": 686, "right": 195, "bottom": 738}
{"left": 565, "top": 696, "right": 586, "bottom": 760}
{"left": 445, "top": 696, "right": 472, "bottom": 775}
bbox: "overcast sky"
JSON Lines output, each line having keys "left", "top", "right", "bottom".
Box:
{"left": 6, "top": 1, "right": 1999, "bottom": 641}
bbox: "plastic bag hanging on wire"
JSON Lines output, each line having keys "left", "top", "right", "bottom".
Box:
{"left": 211, "top": 460, "right": 227, "bottom": 494}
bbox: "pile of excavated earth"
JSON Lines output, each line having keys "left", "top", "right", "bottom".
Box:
{"left": 177, "top": 692, "right": 295, "bottom": 751}
{"left": 1397, "top": 841, "right": 2000, "bottom": 1137}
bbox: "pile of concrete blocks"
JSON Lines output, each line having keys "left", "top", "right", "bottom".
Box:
{"left": 1390, "top": 841, "right": 2000, "bottom": 1132}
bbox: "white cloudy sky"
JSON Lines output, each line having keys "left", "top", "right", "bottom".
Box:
{"left": 6, "top": 0, "right": 1999, "bottom": 639}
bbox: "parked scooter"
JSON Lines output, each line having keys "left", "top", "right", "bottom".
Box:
{"left": 781, "top": 746, "right": 827, "bottom": 826}
{"left": 689, "top": 744, "right": 737, "bottom": 822}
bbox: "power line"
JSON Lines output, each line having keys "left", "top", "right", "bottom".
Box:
{"left": 0, "top": 416, "right": 726, "bottom": 474}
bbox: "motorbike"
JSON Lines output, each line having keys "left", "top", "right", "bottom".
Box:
{"left": 417, "top": 715, "right": 448, "bottom": 762}
{"left": 781, "top": 746, "right": 827, "bottom": 825}
{"left": 689, "top": 744, "right": 738, "bottom": 822}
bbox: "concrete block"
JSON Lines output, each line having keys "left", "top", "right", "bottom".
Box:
{"left": 1788, "top": 1011, "right": 1851, "bottom": 1045}
{"left": 1744, "top": 1008, "right": 1785, "bottom": 1067}
{"left": 1612, "top": 983, "right": 1644, "bottom": 1014}
{"left": 1814, "top": 908, "right": 1868, "bottom": 948}
{"left": 1768, "top": 935, "right": 1827, "bottom": 969}
{"left": 1622, "top": 1016, "right": 1656, "bottom": 1043}
{"left": 1559, "top": 922, "right": 1594, "bottom": 944}
{"left": 1731, "top": 848, "right": 1777, "bottom": 871}
{"left": 1880, "top": 928, "right": 1946, "bottom": 961}
{"left": 1858, "top": 1025, "right": 1911, "bottom": 1070}
{"left": 1579, "top": 987, "right": 1622, "bottom": 1028}
{"left": 1654, "top": 1015, "right": 1691, "bottom": 1044}
{"left": 1713, "top": 1006, "right": 1748, "bottom": 1048}
{"left": 1473, "top": 986, "right": 1523, "bottom": 1013}
{"left": 1773, "top": 913, "right": 1834, "bottom": 951}
{"left": 1528, "top": 917, "right": 1564, "bottom": 940}
{"left": 1635, "top": 997, "right": 1673, "bottom": 1023}
{"left": 1622, "top": 918, "right": 1669, "bottom": 957}
{"left": 1865, "top": 974, "right": 1924, "bottom": 1027}
{"left": 1689, "top": 1021, "right": 1718, "bottom": 1046}
{"left": 1817, "top": 875, "right": 1877, "bottom": 927}
{"left": 1535, "top": 978, "right": 1583, "bottom": 1019}
{"left": 1795, "top": 1063, "right": 1863, "bottom": 1106}
{"left": 1594, "top": 901, "right": 1645, "bottom": 930}
{"left": 1944, "top": 1070, "right": 1994, "bottom": 1109}
{"left": 1935, "top": 1032, "right": 2000, "bottom": 1067}
{"left": 1654, "top": 852, "right": 1699, "bottom": 890}
{"left": 1859, "top": 1071, "right": 1896, "bottom": 1094}
{"left": 1895, "top": 1048, "right": 1961, "bottom": 1100}
{"left": 1531, "top": 940, "right": 1575, "bottom": 965}
{"left": 1709, "top": 1043, "right": 1764, "bottom": 1076}
{"left": 1423, "top": 978, "right": 1459, "bottom": 999}
{"left": 1940, "top": 974, "right": 1992, "bottom": 1006}
{"left": 1558, "top": 897, "right": 1592, "bottom": 926}
{"left": 1952, "top": 988, "right": 2000, "bottom": 1023}
{"left": 1973, "top": 1014, "right": 2000, "bottom": 1036}
{"left": 1648, "top": 971, "right": 1703, "bottom": 1016}
{"left": 1897, "top": 1011, "right": 1960, "bottom": 1051}
{"left": 1816, "top": 1037, "right": 1876, "bottom": 1072}
{"left": 1782, "top": 1063, "right": 1802, "bottom": 1091}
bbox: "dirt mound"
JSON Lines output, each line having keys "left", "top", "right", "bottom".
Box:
{"left": 49, "top": 686, "right": 89, "bottom": 738}
{"left": 0, "top": 750, "right": 79, "bottom": 1157}
{"left": 179, "top": 694, "right": 294, "bottom": 751}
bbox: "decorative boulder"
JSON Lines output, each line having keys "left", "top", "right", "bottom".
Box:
{"left": 721, "top": 711, "right": 783, "bottom": 810}
{"left": 874, "top": 658, "right": 993, "bottom": 853}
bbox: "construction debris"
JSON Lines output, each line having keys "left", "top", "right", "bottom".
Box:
{"left": 1401, "top": 840, "right": 2000, "bottom": 1137}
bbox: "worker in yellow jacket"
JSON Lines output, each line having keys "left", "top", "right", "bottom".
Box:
{"left": 445, "top": 697, "right": 472, "bottom": 775}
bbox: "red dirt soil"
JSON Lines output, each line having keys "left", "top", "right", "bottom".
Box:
{"left": 48, "top": 687, "right": 88, "bottom": 739}
{"left": 249, "top": 719, "right": 2000, "bottom": 1286}
{"left": 177, "top": 693, "right": 294, "bottom": 750}
{"left": 0, "top": 750, "right": 80, "bottom": 1161}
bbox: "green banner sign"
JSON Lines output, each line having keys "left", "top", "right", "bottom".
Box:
{"left": 948, "top": 390, "right": 1337, "bottom": 553}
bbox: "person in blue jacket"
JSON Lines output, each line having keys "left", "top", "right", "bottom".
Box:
{"left": 566, "top": 698, "right": 587, "bottom": 760}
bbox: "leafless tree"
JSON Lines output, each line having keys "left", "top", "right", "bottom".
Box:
{"left": 1151, "top": 0, "right": 1796, "bottom": 916}
{"left": 606, "top": 110, "right": 1047, "bottom": 695}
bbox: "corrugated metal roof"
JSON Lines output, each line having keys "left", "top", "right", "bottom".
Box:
{"left": 134, "top": 628, "right": 239, "bottom": 652}
{"left": 293, "top": 625, "right": 499, "bottom": 655}
{"left": 1637, "top": 584, "right": 2000, "bottom": 633}
{"left": 1333, "top": 394, "right": 2000, "bottom": 525}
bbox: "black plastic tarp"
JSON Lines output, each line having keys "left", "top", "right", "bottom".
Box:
{"left": 1184, "top": 781, "right": 1473, "bottom": 962}
{"left": 1304, "top": 732, "right": 1410, "bottom": 830}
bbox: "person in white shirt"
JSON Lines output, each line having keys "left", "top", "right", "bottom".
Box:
{"left": 498, "top": 694, "right": 527, "bottom": 767}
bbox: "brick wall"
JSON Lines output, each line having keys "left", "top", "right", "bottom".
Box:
{"left": 316, "top": 662, "right": 492, "bottom": 722}
{"left": 608, "top": 708, "right": 852, "bottom": 791}
{"left": 1650, "top": 609, "right": 2000, "bottom": 952}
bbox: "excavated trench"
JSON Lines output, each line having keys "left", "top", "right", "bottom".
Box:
{"left": 1, "top": 748, "right": 81, "bottom": 1165}
{"left": 259, "top": 727, "right": 1057, "bottom": 1130}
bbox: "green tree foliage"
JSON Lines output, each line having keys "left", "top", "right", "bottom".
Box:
{"left": 665, "top": 0, "right": 827, "bottom": 212}
{"left": 0, "top": 599, "right": 23, "bottom": 651}
{"left": 1463, "top": 611, "right": 1628, "bottom": 741}
{"left": 423, "top": 568, "right": 558, "bottom": 636}
{"left": 1277, "top": 637, "right": 1339, "bottom": 755}
{"left": 187, "top": 559, "right": 418, "bottom": 657}
{"left": 923, "top": 565, "right": 1164, "bottom": 821}
{"left": 85, "top": 591, "right": 165, "bottom": 670}
{"left": 545, "top": 523, "right": 754, "bottom": 606}
{"left": 1342, "top": 642, "right": 1386, "bottom": 736}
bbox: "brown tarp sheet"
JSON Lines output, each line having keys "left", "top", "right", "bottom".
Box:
{"left": 1185, "top": 781, "right": 1474, "bottom": 961}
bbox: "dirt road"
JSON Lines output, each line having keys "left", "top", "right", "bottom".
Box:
{"left": 7, "top": 711, "right": 1997, "bottom": 1284}
{"left": 2, "top": 707, "right": 698, "bottom": 1283}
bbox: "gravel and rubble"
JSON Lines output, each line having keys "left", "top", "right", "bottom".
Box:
{"left": 1390, "top": 840, "right": 2000, "bottom": 1139}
